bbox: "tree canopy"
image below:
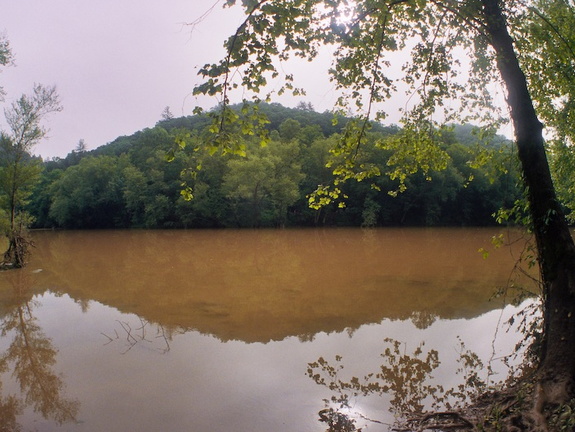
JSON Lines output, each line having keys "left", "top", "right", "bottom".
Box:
{"left": 27, "top": 104, "right": 520, "bottom": 230}
{"left": 0, "top": 83, "right": 61, "bottom": 268}
{"left": 0, "top": 37, "right": 62, "bottom": 269}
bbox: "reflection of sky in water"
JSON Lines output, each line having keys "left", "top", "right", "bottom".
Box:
{"left": 0, "top": 292, "right": 533, "bottom": 432}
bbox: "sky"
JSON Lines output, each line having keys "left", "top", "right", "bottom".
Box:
{"left": 1, "top": 1, "right": 511, "bottom": 160}
{"left": 0, "top": 0, "right": 341, "bottom": 159}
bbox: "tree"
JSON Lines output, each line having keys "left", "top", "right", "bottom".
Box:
{"left": 513, "top": 0, "right": 575, "bottom": 222}
{"left": 64, "top": 139, "right": 88, "bottom": 166}
{"left": 278, "top": 118, "right": 302, "bottom": 141}
{"left": 192, "top": 0, "right": 575, "bottom": 423}
{"left": 27, "top": 168, "right": 63, "bottom": 229}
{"left": 161, "top": 106, "right": 174, "bottom": 121}
{"left": 48, "top": 155, "right": 129, "bottom": 228}
{"left": 123, "top": 164, "right": 172, "bottom": 228}
{"left": 0, "top": 84, "right": 61, "bottom": 268}
{"left": 222, "top": 140, "right": 304, "bottom": 227}
{"left": 0, "top": 35, "right": 13, "bottom": 102}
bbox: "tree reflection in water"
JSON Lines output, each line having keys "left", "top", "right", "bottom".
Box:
{"left": 0, "top": 270, "right": 79, "bottom": 428}
{"left": 307, "top": 337, "right": 495, "bottom": 432}
{"left": 101, "top": 317, "right": 186, "bottom": 355}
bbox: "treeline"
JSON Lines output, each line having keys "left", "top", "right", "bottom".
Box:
{"left": 27, "top": 103, "right": 520, "bottom": 229}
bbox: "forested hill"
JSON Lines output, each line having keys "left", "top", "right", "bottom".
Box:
{"left": 30, "top": 103, "right": 520, "bottom": 229}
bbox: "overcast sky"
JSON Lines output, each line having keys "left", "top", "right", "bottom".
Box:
{"left": 0, "top": 0, "right": 342, "bottom": 159}
{"left": 1, "top": 1, "right": 511, "bottom": 160}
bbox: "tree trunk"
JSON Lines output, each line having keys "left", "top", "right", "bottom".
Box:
{"left": 3, "top": 233, "right": 29, "bottom": 269}
{"left": 482, "top": 0, "right": 575, "bottom": 404}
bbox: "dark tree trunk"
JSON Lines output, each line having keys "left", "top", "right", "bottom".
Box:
{"left": 482, "top": 0, "right": 575, "bottom": 404}
{"left": 2, "top": 233, "right": 30, "bottom": 269}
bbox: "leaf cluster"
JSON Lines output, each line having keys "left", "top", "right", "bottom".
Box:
{"left": 192, "top": 0, "right": 511, "bottom": 173}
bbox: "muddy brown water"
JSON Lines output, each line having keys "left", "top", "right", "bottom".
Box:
{"left": 0, "top": 228, "right": 537, "bottom": 431}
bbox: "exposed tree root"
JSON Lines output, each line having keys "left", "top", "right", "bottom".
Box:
{"left": 392, "top": 411, "right": 474, "bottom": 431}
{"left": 1, "top": 234, "right": 34, "bottom": 270}
{"left": 390, "top": 379, "right": 575, "bottom": 432}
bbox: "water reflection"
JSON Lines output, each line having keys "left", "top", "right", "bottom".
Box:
{"left": 28, "top": 228, "right": 535, "bottom": 343}
{"left": 0, "top": 228, "right": 537, "bottom": 431}
{"left": 307, "top": 301, "right": 535, "bottom": 432}
{"left": 0, "top": 271, "right": 79, "bottom": 430}
{"left": 102, "top": 318, "right": 182, "bottom": 354}
{"left": 308, "top": 339, "right": 470, "bottom": 431}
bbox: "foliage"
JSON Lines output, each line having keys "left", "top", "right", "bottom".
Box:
{"left": 549, "top": 399, "right": 575, "bottom": 431}
{"left": 0, "top": 84, "right": 61, "bottom": 268}
{"left": 512, "top": 0, "right": 575, "bottom": 222}
{"left": 191, "top": 0, "right": 513, "bottom": 207}
{"left": 49, "top": 155, "right": 130, "bottom": 228}
{"left": 29, "top": 105, "right": 520, "bottom": 229}
{"left": 0, "top": 137, "right": 43, "bottom": 228}
{"left": 223, "top": 139, "right": 304, "bottom": 226}
{"left": 185, "top": 0, "right": 575, "bottom": 238}
{"left": 0, "top": 34, "right": 13, "bottom": 102}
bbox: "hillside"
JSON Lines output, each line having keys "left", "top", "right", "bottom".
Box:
{"left": 30, "top": 103, "right": 520, "bottom": 229}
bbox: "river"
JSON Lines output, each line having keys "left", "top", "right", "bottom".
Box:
{"left": 0, "top": 228, "right": 537, "bottom": 431}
